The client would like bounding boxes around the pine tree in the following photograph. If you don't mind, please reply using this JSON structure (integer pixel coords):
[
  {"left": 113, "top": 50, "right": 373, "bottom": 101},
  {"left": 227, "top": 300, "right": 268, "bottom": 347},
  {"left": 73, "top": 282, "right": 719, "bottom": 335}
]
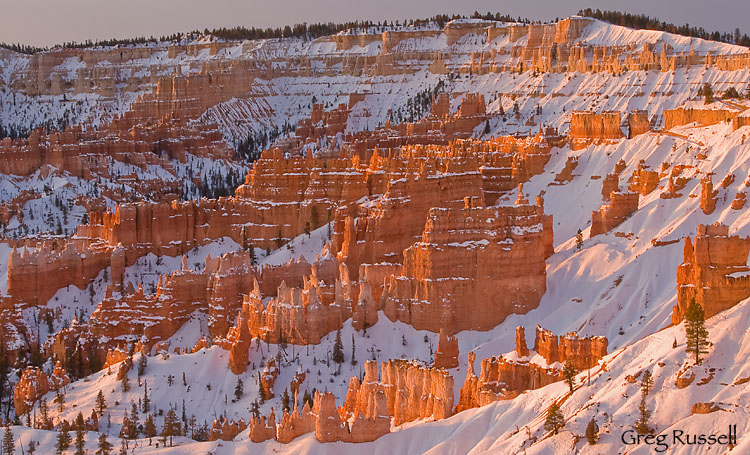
[
  {"left": 302, "top": 390, "right": 313, "bottom": 410},
  {"left": 121, "top": 373, "right": 130, "bottom": 393},
  {"left": 137, "top": 354, "right": 147, "bottom": 378},
  {"left": 575, "top": 229, "right": 584, "bottom": 250},
  {"left": 162, "top": 409, "right": 179, "bottom": 447},
  {"left": 118, "top": 439, "right": 127, "bottom": 455},
  {"left": 144, "top": 414, "right": 157, "bottom": 445},
  {"left": 74, "top": 412, "right": 86, "bottom": 455},
  {"left": 249, "top": 245, "right": 257, "bottom": 265},
  {"left": 641, "top": 370, "right": 653, "bottom": 396},
  {"left": 585, "top": 417, "right": 599, "bottom": 444},
  {"left": 685, "top": 298, "right": 709, "bottom": 365},
  {"left": 282, "top": 388, "right": 291, "bottom": 412},
  {"left": 332, "top": 328, "right": 344, "bottom": 366},
  {"left": 544, "top": 402, "right": 565, "bottom": 435},
  {"left": 95, "top": 390, "right": 106, "bottom": 417},
  {"left": 95, "top": 434, "right": 112, "bottom": 455},
  {"left": 55, "top": 424, "right": 71, "bottom": 455},
  {"left": 562, "top": 361, "right": 576, "bottom": 394},
  {"left": 55, "top": 389, "right": 65, "bottom": 412},
  {"left": 703, "top": 82, "right": 714, "bottom": 104},
  {"left": 350, "top": 334, "right": 357, "bottom": 366},
  {"left": 27, "top": 440, "right": 37, "bottom": 455},
  {"left": 142, "top": 380, "right": 150, "bottom": 413},
  {"left": 234, "top": 377, "right": 243, "bottom": 400},
  {"left": 129, "top": 403, "right": 139, "bottom": 438},
  {"left": 2, "top": 425, "right": 15, "bottom": 455},
  {"left": 635, "top": 394, "right": 651, "bottom": 434},
  {"left": 483, "top": 119, "right": 490, "bottom": 135},
  {"left": 39, "top": 399, "right": 49, "bottom": 428},
  {"left": 250, "top": 400, "right": 260, "bottom": 418}
]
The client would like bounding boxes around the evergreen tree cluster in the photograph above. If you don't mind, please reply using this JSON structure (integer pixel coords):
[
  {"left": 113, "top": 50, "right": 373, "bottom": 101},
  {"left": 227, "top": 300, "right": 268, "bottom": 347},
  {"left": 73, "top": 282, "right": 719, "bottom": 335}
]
[
  {"left": 235, "top": 122, "right": 294, "bottom": 163},
  {"left": 198, "top": 167, "right": 243, "bottom": 199},
  {"left": 0, "top": 13, "right": 527, "bottom": 56},
  {"left": 579, "top": 9, "right": 750, "bottom": 47},
  {"left": 388, "top": 79, "right": 447, "bottom": 124}
]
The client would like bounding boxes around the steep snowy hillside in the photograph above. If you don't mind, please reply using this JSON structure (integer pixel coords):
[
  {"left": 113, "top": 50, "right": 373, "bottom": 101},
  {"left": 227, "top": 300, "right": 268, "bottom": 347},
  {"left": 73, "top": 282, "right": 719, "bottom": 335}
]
[{"left": 1, "top": 13, "right": 750, "bottom": 455}]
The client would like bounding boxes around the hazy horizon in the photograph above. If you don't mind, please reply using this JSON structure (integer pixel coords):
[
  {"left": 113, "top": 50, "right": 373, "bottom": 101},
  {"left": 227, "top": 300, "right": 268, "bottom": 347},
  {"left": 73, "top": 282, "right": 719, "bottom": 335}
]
[{"left": 2, "top": 0, "right": 748, "bottom": 48}]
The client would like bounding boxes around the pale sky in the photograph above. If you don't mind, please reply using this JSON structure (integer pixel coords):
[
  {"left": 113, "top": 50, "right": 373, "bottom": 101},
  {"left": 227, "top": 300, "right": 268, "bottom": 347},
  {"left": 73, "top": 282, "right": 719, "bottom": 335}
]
[{"left": 1, "top": 0, "right": 748, "bottom": 48}]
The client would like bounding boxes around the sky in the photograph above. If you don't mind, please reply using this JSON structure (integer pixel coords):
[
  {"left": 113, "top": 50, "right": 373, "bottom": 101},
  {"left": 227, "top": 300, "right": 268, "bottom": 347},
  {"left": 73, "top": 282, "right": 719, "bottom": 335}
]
[{"left": 1, "top": 0, "right": 748, "bottom": 48}]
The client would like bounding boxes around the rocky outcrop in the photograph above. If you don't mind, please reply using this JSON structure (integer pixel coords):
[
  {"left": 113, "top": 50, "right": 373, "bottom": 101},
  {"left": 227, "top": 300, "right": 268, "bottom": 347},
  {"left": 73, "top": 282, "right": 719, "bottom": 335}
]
[
  {"left": 664, "top": 108, "right": 737, "bottom": 130},
  {"left": 260, "top": 358, "right": 279, "bottom": 400},
  {"left": 227, "top": 313, "right": 252, "bottom": 375},
  {"left": 13, "top": 367, "right": 50, "bottom": 415},
  {"left": 732, "top": 191, "right": 746, "bottom": 209},
  {"left": 628, "top": 161, "right": 660, "bottom": 195},
  {"left": 627, "top": 110, "right": 651, "bottom": 138},
  {"left": 249, "top": 409, "right": 277, "bottom": 442},
  {"left": 532, "top": 326, "right": 608, "bottom": 370},
  {"left": 277, "top": 401, "right": 316, "bottom": 443},
  {"left": 569, "top": 111, "right": 624, "bottom": 150},
  {"left": 434, "top": 328, "right": 459, "bottom": 369},
  {"left": 553, "top": 156, "right": 578, "bottom": 184},
  {"left": 700, "top": 177, "right": 718, "bottom": 215},
  {"left": 515, "top": 326, "right": 530, "bottom": 357},
  {"left": 590, "top": 191, "right": 639, "bottom": 236},
  {"left": 674, "top": 223, "right": 750, "bottom": 322},
  {"left": 313, "top": 390, "right": 390, "bottom": 443},
  {"left": 456, "top": 327, "right": 607, "bottom": 413},
  {"left": 382, "top": 199, "right": 552, "bottom": 333},
  {"left": 89, "top": 251, "right": 257, "bottom": 354},
  {"left": 341, "top": 360, "right": 454, "bottom": 428},
  {"left": 209, "top": 418, "right": 247, "bottom": 441}
]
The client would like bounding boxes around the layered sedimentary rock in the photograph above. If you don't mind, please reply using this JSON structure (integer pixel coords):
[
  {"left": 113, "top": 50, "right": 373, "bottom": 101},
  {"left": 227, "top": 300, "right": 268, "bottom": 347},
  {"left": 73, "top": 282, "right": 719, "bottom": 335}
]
[
  {"left": 260, "top": 358, "right": 279, "bottom": 400},
  {"left": 241, "top": 268, "right": 349, "bottom": 345},
  {"left": 227, "top": 312, "right": 252, "bottom": 374},
  {"left": 209, "top": 418, "right": 248, "bottom": 441},
  {"left": 12, "top": 362, "right": 72, "bottom": 415},
  {"left": 553, "top": 156, "right": 578, "bottom": 184},
  {"left": 249, "top": 409, "right": 277, "bottom": 442},
  {"left": 313, "top": 390, "right": 390, "bottom": 443},
  {"left": 627, "top": 110, "right": 651, "bottom": 138},
  {"left": 276, "top": 402, "right": 316, "bottom": 443},
  {"left": 590, "top": 191, "right": 639, "bottom": 236},
  {"left": 700, "top": 177, "right": 718, "bottom": 214},
  {"left": 674, "top": 223, "right": 750, "bottom": 322},
  {"left": 88, "top": 251, "right": 257, "bottom": 352},
  {"left": 664, "top": 108, "right": 738, "bottom": 130},
  {"left": 628, "top": 162, "right": 660, "bottom": 195},
  {"left": 382, "top": 198, "right": 553, "bottom": 333},
  {"left": 341, "top": 360, "right": 454, "bottom": 428},
  {"left": 434, "top": 329, "right": 459, "bottom": 369},
  {"left": 332, "top": 153, "right": 486, "bottom": 281},
  {"left": 456, "top": 327, "right": 607, "bottom": 412},
  {"left": 569, "top": 111, "right": 624, "bottom": 149},
  {"left": 532, "top": 326, "right": 608, "bottom": 370},
  {"left": 601, "top": 173, "right": 620, "bottom": 201},
  {"left": 13, "top": 367, "right": 50, "bottom": 415}
]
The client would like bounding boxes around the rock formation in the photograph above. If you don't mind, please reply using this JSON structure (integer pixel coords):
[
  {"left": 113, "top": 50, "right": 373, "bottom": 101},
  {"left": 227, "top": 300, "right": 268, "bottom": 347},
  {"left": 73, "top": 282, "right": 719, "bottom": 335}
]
[
  {"left": 341, "top": 360, "right": 454, "bottom": 428},
  {"left": 456, "top": 327, "right": 607, "bottom": 413},
  {"left": 13, "top": 367, "right": 50, "bottom": 415},
  {"left": 674, "top": 224, "right": 750, "bottom": 322},
  {"left": 590, "top": 191, "right": 639, "bottom": 236},
  {"left": 313, "top": 390, "right": 390, "bottom": 443},
  {"left": 569, "top": 111, "right": 624, "bottom": 149},
  {"left": 700, "top": 177, "right": 718, "bottom": 214},
  {"left": 434, "top": 329, "right": 459, "bottom": 369},
  {"left": 209, "top": 418, "right": 247, "bottom": 441},
  {"left": 382, "top": 198, "right": 553, "bottom": 333}
]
